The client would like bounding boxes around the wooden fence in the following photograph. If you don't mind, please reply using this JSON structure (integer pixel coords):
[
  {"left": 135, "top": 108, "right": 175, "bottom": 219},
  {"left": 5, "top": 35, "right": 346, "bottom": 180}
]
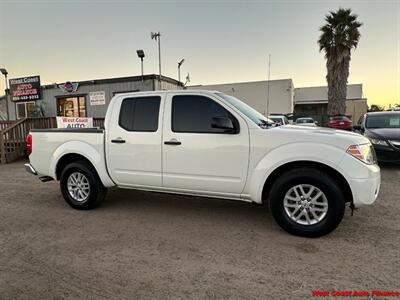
[{"left": 0, "top": 121, "right": 14, "bottom": 131}]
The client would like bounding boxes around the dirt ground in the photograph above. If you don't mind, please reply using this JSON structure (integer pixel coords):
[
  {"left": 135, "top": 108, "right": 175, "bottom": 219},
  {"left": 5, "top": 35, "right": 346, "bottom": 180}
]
[{"left": 0, "top": 160, "right": 399, "bottom": 299}]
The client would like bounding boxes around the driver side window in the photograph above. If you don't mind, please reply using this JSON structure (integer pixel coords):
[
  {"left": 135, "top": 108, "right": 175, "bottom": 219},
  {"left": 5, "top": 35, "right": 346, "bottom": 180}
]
[{"left": 171, "top": 95, "right": 239, "bottom": 134}]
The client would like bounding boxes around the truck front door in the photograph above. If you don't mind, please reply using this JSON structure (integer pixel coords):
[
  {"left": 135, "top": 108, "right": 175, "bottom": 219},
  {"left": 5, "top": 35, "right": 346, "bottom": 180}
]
[{"left": 162, "top": 93, "right": 249, "bottom": 196}]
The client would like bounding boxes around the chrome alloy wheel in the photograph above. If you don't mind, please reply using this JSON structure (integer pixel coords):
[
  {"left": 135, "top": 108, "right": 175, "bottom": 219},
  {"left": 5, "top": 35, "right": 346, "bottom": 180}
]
[
  {"left": 283, "top": 184, "right": 328, "bottom": 225},
  {"left": 67, "top": 172, "right": 90, "bottom": 202}
]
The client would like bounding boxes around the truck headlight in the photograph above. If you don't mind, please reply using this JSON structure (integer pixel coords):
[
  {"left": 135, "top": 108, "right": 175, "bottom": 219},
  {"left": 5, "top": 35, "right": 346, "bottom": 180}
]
[
  {"left": 346, "top": 144, "right": 376, "bottom": 165},
  {"left": 370, "top": 138, "right": 388, "bottom": 146}
]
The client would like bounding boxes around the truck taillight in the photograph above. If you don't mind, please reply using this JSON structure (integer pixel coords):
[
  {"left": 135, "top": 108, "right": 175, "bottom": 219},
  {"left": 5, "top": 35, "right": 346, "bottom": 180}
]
[{"left": 26, "top": 133, "right": 32, "bottom": 156}]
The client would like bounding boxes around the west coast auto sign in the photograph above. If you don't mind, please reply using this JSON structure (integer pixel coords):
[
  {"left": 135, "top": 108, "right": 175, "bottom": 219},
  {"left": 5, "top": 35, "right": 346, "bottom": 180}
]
[
  {"left": 56, "top": 117, "right": 93, "bottom": 128},
  {"left": 9, "top": 75, "right": 41, "bottom": 101}
]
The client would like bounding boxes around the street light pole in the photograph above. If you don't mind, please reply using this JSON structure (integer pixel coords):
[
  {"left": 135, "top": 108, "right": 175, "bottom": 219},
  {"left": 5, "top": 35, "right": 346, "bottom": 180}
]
[
  {"left": 136, "top": 50, "right": 145, "bottom": 83},
  {"left": 0, "top": 68, "right": 9, "bottom": 121},
  {"left": 178, "top": 58, "right": 185, "bottom": 83},
  {"left": 141, "top": 58, "right": 144, "bottom": 80},
  {"left": 151, "top": 32, "right": 162, "bottom": 89}
]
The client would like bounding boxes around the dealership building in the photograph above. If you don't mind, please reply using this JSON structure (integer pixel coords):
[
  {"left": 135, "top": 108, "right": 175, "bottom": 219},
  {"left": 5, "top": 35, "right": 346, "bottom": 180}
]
[
  {"left": 191, "top": 80, "right": 367, "bottom": 122},
  {"left": 294, "top": 84, "right": 367, "bottom": 123},
  {"left": 0, "top": 74, "right": 182, "bottom": 121},
  {"left": 0, "top": 74, "right": 367, "bottom": 122},
  {"left": 190, "top": 79, "right": 294, "bottom": 115}
]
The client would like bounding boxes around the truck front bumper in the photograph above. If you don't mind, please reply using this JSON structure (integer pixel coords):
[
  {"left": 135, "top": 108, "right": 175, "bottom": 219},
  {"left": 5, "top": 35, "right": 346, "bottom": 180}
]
[
  {"left": 25, "top": 163, "right": 37, "bottom": 176},
  {"left": 347, "top": 172, "right": 381, "bottom": 208},
  {"left": 338, "top": 155, "right": 381, "bottom": 208}
]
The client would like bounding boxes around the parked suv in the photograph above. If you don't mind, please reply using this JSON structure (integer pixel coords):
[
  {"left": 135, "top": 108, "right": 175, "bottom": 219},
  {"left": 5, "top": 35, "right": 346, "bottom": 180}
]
[{"left": 354, "top": 111, "right": 400, "bottom": 163}]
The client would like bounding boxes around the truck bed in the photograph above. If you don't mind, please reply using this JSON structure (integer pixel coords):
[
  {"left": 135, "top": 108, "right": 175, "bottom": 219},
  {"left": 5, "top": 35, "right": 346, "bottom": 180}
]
[{"left": 29, "top": 128, "right": 106, "bottom": 180}]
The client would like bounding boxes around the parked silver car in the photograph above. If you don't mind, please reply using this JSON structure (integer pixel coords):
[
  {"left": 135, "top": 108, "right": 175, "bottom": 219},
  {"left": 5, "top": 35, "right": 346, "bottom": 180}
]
[{"left": 295, "top": 117, "right": 318, "bottom": 127}]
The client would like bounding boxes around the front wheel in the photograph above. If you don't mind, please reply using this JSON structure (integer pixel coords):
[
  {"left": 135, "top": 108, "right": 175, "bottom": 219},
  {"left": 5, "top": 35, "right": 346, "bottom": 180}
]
[
  {"left": 60, "top": 161, "right": 107, "bottom": 210},
  {"left": 269, "top": 168, "right": 345, "bottom": 237}
]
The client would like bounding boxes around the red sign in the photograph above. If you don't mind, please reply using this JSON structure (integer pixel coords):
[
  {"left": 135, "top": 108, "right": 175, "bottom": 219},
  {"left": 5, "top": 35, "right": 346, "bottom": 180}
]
[{"left": 9, "top": 76, "right": 41, "bottom": 102}]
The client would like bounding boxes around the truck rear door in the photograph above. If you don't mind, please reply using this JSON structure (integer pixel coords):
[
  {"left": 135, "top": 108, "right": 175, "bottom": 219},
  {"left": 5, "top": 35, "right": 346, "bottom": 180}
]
[{"left": 106, "top": 93, "right": 164, "bottom": 187}]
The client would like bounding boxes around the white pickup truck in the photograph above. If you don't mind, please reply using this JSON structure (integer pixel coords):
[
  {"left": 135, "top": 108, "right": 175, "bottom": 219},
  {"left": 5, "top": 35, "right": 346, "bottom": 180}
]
[{"left": 25, "top": 90, "right": 380, "bottom": 237}]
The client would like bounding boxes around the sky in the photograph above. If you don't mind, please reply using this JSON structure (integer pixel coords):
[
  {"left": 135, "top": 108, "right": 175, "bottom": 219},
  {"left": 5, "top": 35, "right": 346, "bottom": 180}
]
[{"left": 0, "top": 0, "right": 399, "bottom": 107}]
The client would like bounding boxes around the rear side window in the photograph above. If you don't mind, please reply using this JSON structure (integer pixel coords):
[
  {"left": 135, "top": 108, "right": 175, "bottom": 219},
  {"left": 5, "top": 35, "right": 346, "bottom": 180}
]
[
  {"left": 119, "top": 96, "right": 160, "bottom": 131},
  {"left": 172, "top": 95, "right": 239, "bottom": 133}
]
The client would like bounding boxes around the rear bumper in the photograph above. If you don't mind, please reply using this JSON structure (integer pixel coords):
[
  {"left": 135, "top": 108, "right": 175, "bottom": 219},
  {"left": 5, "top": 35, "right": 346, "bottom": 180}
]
[
  {"left": 25, "top": 163, "right": 37, "bottom": 176},
  {"left": 327, "top": 125, "right": 352, "bottom": 130}
]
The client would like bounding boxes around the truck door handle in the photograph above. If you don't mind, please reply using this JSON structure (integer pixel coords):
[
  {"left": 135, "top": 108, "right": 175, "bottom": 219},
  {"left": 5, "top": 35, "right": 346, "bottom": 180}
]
[
  {"left": 111, "top": 138, "right": 126, "bottom": 144},
  {"left": 164, "top": 139, "right": 181, "bottom": 146}
]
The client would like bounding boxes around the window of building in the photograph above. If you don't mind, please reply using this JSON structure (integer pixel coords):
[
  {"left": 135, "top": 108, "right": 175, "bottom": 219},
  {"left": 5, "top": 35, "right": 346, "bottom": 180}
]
[
  {"left": 57, "top": 96, "right": 86, "bottom": 117},
  {"left": 16, "top": 102, "right": 36, "bottom": 119},
  {"left": 119, "top": 96, "right": 160, "bottom": 132},
  {"left": 172, "top": 95, "right": 238, "bottom": 134}
]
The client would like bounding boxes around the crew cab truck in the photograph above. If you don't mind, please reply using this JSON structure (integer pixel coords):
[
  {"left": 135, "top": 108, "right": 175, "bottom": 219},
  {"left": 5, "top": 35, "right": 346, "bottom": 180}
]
[{"left": 25, "top": 90, "right": 381, "bottom": 237}]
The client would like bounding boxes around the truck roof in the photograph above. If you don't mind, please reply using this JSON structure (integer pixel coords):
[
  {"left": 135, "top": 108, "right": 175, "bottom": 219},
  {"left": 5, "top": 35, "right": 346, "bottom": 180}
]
[{"left": 114, "top": 89, "right": 221, "bottom": 98}]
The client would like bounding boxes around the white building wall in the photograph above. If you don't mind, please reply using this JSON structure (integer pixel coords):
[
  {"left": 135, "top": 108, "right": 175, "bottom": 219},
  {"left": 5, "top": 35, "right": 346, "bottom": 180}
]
[
  {"left": 294, "top": 84, "right": 363, "bottom": 104},
  {"left": 294, "top": 84, "right": 367, "bottom": 122},
  {"left": 190, "top": 79, "right": 294, "bottom": 115}
]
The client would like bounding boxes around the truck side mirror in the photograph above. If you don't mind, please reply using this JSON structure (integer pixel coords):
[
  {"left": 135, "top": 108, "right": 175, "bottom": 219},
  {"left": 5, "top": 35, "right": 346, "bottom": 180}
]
[{"left": 211, "top": 117, "right": 236, "bottom": 133}]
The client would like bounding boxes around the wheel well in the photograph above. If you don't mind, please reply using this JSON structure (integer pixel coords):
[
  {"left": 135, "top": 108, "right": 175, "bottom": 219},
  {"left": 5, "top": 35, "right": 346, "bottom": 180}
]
[
  {"left": 55, "top": 153, "right": 95, "bottom": 180},
  {"left": 261, "top": 161, "right": 353, "bottom": 204}
]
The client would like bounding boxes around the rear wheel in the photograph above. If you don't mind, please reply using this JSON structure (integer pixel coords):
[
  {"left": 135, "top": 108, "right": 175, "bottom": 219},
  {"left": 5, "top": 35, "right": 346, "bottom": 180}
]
[
  {"left": 60, "top": 161, "right": 107, "bottom": 210},
  {"left": 269, "top": 168, "right": 345, "bottom": 237}
]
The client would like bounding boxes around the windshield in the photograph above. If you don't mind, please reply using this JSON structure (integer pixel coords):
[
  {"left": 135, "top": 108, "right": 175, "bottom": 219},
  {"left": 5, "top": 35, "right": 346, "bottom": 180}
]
[
  {"left": 216, "top": 93, "right": 273, "bottom": 127},
  {"left": 366, "top": 113, "right": 400, "bottom": 129},
  {"left": 297, "top": 118, "right": 313, "bottom": 124}
]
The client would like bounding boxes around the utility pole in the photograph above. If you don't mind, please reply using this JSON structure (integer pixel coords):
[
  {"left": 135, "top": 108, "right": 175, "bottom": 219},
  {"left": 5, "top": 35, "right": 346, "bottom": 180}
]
[
  {"left": 151, "top": 32, "right": 162, "bottom": 89},
  {"left": 266, "top": 54, "right": 271, "bottom": 117}
]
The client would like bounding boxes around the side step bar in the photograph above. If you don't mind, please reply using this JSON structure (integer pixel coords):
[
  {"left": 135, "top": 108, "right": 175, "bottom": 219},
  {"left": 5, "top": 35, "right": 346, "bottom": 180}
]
[{"left": 39, "top": 176, "right": 54, "bottom": 182}]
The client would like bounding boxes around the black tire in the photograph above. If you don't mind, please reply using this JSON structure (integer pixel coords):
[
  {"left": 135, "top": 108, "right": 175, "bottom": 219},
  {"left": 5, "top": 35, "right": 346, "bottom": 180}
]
[
  {"left": 60, "top": 161, "right": 107, "bottom": 210},
  {"left": 269, "top": 168, "right": 345, "bottom": 238}
]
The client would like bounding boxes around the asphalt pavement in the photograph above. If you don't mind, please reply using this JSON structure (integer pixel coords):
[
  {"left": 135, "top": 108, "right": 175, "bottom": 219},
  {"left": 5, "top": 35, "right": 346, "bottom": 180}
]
[{"left": 0, "top": 161, "right": 399, "bottom": 299}]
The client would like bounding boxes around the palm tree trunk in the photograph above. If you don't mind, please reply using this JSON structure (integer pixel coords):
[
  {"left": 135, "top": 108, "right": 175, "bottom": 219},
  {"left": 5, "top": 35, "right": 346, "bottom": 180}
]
[{"left": 326, "top": 49, "right": 350, "bottom": 116}]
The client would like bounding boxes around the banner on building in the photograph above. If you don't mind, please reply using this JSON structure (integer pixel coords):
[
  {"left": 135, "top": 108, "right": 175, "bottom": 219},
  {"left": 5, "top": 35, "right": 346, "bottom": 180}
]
[
  {"left": 58, "top": 81, "right": 79, "bottom": 93},
  {"left": 9, "top": 76, "right": 41, "bottom": 101},
  {"left": 89, "top": 91, "right": 106, "bottom": 106},
  {"left": 56, "top": 117, "right": 93, "bottom": 129}
]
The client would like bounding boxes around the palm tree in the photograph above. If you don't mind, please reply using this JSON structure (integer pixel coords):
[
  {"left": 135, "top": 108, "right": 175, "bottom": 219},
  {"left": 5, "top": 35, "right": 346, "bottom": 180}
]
[{"left": 318, "top": 8, "right": 362, "bottom": 116}]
